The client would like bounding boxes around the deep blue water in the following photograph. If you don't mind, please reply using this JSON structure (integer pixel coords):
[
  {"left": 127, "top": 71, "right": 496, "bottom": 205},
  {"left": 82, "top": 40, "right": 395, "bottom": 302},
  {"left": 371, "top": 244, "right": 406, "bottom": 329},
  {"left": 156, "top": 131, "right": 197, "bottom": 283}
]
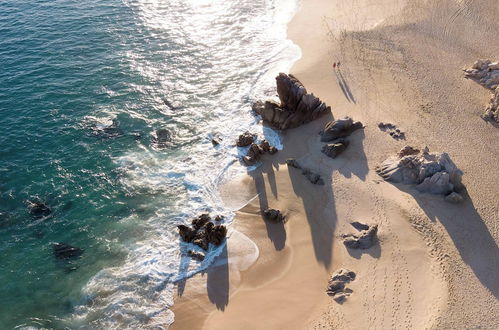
[{"left": 0, "top": 0, "right": 298, "bottom": 328}]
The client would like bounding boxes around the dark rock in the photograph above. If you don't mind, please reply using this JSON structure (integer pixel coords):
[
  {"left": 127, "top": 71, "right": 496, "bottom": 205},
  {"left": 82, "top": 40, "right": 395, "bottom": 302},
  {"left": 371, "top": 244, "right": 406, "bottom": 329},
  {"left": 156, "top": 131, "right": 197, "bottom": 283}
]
[
  {"left": 286, "top": 158, "right": 301, "bottom": 169},
  {"left": 28, "top": 201, "right": 51, "bottom": 219},
  {"left": 378, "top": 122, "right": 405, "bottom": 140},
  {"left": 188, "top": 250, "right": 205, "bottom": 261},
  {"left": 326, "top": 268, "right": 356, "bottom": 302},
  {"left": 211, "top": 137, "right": 221, "bottom": 146},
  {"left": 209, "top": 225, "right": 227, "bottom": 246},
  {"left": 193, "top": 237, "right": 208, "bottom": 250},
  {"left": 152, "top": 129, "right": 171, "bottom": 147},
  {"left": 321, "top": 139, "right": 349, "bottom": 158},
  {"left": 236, "top": 132, "right": 257, "bottom": 147},
  {"left": 214, "top": 215, "right": 225, "bottom": 222},
  {"left": 53, "top": 243, "right": 84, "bottom": 260},
  {"left": 177, "top": 225, "right": 197, "bottom": 243},
  {"left": 350, "top": 221, "right": 370, "bottom": 231},
  {"left": 320, "top": 117, "right": 363, "bottom": 142},
  {"left": 252, "top": 73, "right": 330, "bottom": 130},
  {"left": 286, "top": 159, "right": 324, "bottom": 185},
  {"left": 242, "top": 140, "right": 278, "bottom": 166},
  {"left": 444, "top": 192, "right": 464, "bottom": 204},
  {"left": 397, "top": 146, "right": 420, "bottom": 158},
  {"left": 263, "top": 208, "right": 286, "bottom": 222},
  {"left": 192, "top": 214, "right": 211, "bottom": 230},
  {"left": 342, "top": 223, "right": 378, "bottom": 249}
]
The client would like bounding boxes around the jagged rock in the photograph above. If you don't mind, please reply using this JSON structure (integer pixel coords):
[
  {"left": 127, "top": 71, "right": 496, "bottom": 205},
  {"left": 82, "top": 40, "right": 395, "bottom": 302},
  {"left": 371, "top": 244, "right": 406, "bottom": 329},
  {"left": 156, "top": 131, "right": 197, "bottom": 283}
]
[
  {"left": 342, "top": 223, "right": 378, "bottom": 249},
  {"left": 209, "top": 224, "right": 227, "bottom": 246},
  {"left": 320, "top": 117, "right": 363, "bottom": 142},
  {"left": 464, "top": 61, "right": 499, "bottom": 125},
  {"left": 192, "top": 237, "right": 208, "bottom": 250},
  {"left": 263, "top": 208, "right": 286, "bottom": 222},
  {"left": 192, "top": 214, "right": 211, "bottom": 230},
  {"left": 326, "top": 269, "right": 356, "bottom": 302},
  {"left": 177, "top": 225, "right": 197, "bottom": 243},
  {"left": 53, "top": 243, "right": 84, "bottom": 260},
  {"left": 28, "top": 201, "right": 51, "bottom": 219},
  {"left": 286, "top": 158, "right": 324, "bottom": 185},
  {"left": 376, "top": 146, "right": 463, "bottom": 196},
  {"left": 188, "top": 250, "right": 205, "bottom": 261},
  {"left": 242, "top": 140, "right": 278, "bottom": 166},
  {"left": 211, "top": 136, "right": 221, "bottom": 146},
  {"left": 445, "top": 192, "right": 464, "bottom": 204},
  {"left": 321, "top": 139, "right": 349, "bottom": 158},
  {"left": 236, "top": 132, "right": 256, "bottom": 147},
  {"left": 378, "top": 122, "right": 405, "bottom": 140},
  {"left": 214, "top": 215, "right": 225, "bottom": 222},
  {"left": 252, "top": 73, "right": 330, "bottom": 130}
]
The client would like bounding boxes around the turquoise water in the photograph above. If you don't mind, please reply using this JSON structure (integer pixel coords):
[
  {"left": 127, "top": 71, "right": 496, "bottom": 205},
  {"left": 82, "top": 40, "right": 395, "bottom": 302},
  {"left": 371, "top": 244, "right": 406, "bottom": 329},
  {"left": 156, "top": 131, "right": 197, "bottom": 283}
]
[{"left": 0, "top": 0, "right": 299, "bottom": 328}]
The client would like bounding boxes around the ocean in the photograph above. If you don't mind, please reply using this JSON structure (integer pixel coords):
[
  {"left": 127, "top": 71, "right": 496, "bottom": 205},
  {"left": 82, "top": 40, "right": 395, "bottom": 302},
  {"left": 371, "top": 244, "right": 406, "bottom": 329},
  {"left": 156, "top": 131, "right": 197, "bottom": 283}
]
[{"left": 0, "top": 0, "right": 299, "bottom": 328}]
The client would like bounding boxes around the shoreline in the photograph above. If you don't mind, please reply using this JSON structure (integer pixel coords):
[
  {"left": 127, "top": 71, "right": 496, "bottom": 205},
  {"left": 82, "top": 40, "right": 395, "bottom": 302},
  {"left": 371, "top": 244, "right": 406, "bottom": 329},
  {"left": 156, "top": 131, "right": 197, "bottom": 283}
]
[{"left": 170, "top": 0, "right": 499, "bottom": 329}]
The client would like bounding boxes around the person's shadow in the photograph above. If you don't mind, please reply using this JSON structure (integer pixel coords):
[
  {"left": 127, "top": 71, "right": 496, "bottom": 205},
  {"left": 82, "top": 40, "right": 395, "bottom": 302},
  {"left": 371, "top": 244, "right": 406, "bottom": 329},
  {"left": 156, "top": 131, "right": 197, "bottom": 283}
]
[{"left": 335, "top": 69, "right": 356, "bottom": 103}]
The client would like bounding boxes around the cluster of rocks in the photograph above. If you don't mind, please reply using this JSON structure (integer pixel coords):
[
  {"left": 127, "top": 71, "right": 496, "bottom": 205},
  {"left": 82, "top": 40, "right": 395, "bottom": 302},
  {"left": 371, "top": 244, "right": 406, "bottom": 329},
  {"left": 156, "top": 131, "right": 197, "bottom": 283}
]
[
  {"left": 342, "top": 222, "right": 378, "bottom": 249},
  {"left": 236, "top": 132, "right": 257, "bottom": 147},
  {"left": 177, "top": 214, "right": 227, "bottom": 259},
  {"left": 252, "top": 73, "right": 331, "bottom": 130},
  {"left": 320, "top": 117, "right": 363, "bottom": 159},
  {"left": 263, "top": 208, "right": 286, "bottom": 222},
  {"left": 236, "top": 132, "right": 278, "bottom": 166},
  {"left": 378, "top": 122, "right": 405, "bottom": 140},
  {"left": 376, "top": 146, "right": 464, "bottom": 202},
  {"left": 326, "top": 268, "right": 356, "bottom": 303},
  {"left": 464, "top": 60, "right": 499, "bottom": 125},
  {"left": 28, "top": 200, "right": 52, "bottom": 219},
  {"left": 286, "top": 158, "right": 324, "bottom": 185}
]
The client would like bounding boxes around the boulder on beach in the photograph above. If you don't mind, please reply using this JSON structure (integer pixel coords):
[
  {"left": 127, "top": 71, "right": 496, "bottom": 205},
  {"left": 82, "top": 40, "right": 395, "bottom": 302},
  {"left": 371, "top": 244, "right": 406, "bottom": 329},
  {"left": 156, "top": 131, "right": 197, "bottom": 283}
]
[
  {"left": 321, "top": 139, "right": 349, "bottom": 158},
  {"left": 178, "top": 214, "right": 227, "bottom": 250},
  {"left": 320, "top": 117, "right": 363, "bottom": 142},
  {"left": 464, "top": 60, "right": 499, "bottom": 125},
  {"left": 53, "top": 243, "right": 84, "bottom": 260},
  {"left": 376, "top": 146, "right": 464, "bottom": 198},
  {"left": 242, "top": 139, "right": 278, "bottom": 166},
  {"left": 326, "top": 268, "right": 356, "bottom": 303},
  {"left": 236, "top": 132, "right": 257, "bottom": 147},
  {"left": 252, "top": 73, "right": 330, "bottom": 130},
  {"left": 263, "top": 208, "right": 286, "bottom": 222},
  {"left": 342, "top": 222, "right": 378, "bottom": 249}
]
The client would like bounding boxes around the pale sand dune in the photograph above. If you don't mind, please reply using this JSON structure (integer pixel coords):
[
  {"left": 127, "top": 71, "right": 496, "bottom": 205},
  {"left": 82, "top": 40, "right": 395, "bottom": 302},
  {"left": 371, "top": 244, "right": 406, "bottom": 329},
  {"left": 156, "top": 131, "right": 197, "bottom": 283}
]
[{"left": 171, "top": 0, "right": 499, "bottom": 329}]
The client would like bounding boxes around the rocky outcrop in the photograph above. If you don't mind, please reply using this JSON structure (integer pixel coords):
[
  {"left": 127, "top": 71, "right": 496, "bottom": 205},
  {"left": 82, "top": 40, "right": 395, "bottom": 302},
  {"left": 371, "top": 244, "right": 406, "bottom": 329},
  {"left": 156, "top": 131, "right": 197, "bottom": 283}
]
[
  {"left": 464, "top": 60, "right": 499, "bottom": 125},
  {"left": 376, "top": 146, "right": 464, "bottom": 201},
  {"left": 152, "top": 128, "right": 172, "bottom": 148},
  {"left": 342, "top": 222, "right": 378, "bottom": 249},
  {"left": 28, "top": 201, "right": 51, "bottom": 219},
  {"left": 286, "top": 158, "right": 324, "bottom": 185},
  {"left": 263, "top": 208, "right": 286, "bottom": 222},
  {"left": 243, "top": 140, "right": 278, "bottom": 166},
  {"left": 321, "top": 139, "right": 349, "bottom": 159},
  {"left": 252, "top": 73, "right": 330, "bottom": 130},
  {"left": 320, "top": 117, "right": 363, "bottom": 142},
  {"left": 236, "top": 132, "right": 257, "bottom": 147},
  {"left": 177, "top": 214, "right": 227, "bottom": 251},
  {"left": 326, "top": 269, "right": 356, "bottom": 303},
  {"left": 378, "top": 122, "right": 405, "bottom": 140},
  {"left": 53, "top": 243, "right": 84, "bottom": 260}
]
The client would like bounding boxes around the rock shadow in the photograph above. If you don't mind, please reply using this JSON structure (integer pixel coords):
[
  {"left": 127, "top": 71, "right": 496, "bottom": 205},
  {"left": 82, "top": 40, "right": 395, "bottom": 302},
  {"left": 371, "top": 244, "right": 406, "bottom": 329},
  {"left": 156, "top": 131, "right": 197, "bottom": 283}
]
[
  {"left": 345, "top": 240, "right": 382, "bottom": 259},
  {"left": 207, "top": 244, "right": 229, "bottom": 310},
  {"left": 336, "top": 129, "right": 368, "bottom": 181},
  {"left": 249, "top": 170, "right": 286, "bottom": 251},
  {"left": 396, "top": 184, "right": 499, "bottom": 298}
]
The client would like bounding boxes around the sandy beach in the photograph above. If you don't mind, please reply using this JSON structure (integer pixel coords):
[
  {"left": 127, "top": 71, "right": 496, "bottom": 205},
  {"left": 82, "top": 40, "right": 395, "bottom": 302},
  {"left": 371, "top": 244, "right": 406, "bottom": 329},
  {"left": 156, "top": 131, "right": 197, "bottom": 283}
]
[{"left": 171, "top": 0, "right": 499, "bottom": 329}]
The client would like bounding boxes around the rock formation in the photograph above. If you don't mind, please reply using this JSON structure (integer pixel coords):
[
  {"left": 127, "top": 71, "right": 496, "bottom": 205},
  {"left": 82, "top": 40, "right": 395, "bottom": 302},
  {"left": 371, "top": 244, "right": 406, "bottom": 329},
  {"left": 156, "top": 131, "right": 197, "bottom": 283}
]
[
  {"left": 321, "top": 139, "right": 349, "bottom": 159},
  {"left": 252, "top": 73, "right": 330, "bottom": 130},
  {"left": 236, "top": 132, "right": 257, "bottom": 147},
  {"left": 286, "top": 158, "right": 324, "bottom": 185},
  {"left": 263, "top": 208, "right": 286, "bottom": 222},
  {"left": 342, "top": 222, "right": 378, "bottom": 249},
  {"left": 177, "top": 214, "right": 227, "bottom": 251},
  {"left": 28, "top": 201, "right": 51, "bottom": 219},
  {"left": 188, "top": 250, "right": 205, "bottom": 261},
  {"left": 152, "top": 128, "right": 172, "bottom": 147},
  {"left": 378, "top": 122, "right": 405, "bottom": 140},
  {"left": 320, "top": 117, "right": 363, "bottom": 142},
  {"left": 326, "top": 268, "right": 356, "bottom": 303},
  {"left": 376, "top": 146, "right": 464, "bottom": 202},
  {"left": 243, "top": 140, "right": 278, "bottom": 166},
  {"left": 464, "top": 60, "right": 499, "bottom": 125},
  {"left": 53, "top": 243, "right": 84, "bottom": 260}
]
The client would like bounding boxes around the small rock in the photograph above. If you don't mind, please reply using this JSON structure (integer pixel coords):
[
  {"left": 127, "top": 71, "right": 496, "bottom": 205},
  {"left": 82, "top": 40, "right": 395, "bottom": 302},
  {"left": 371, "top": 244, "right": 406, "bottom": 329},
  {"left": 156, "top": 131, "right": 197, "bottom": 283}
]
[
  {"left": 263, "top": 208, "right": 286, "bottom": 222},
  {"left": 236, "top": 132, "right": 256, "bottom": 147},
  {"left": 342, "top": 223, "right": 378, "bottom": 249},
  {"left": 445, "top": 192, "right": 464, "bottom": 204},
  {"left": 286, "top": 158, "right": 301, "bottom": 169},
  {"left": 320, "top": 117, "right": 363, "bottom": 142},
  {"left": 192, "top": 214, "right": 211, "bottom": 229},
  {"left": 326, "top": 268, "right": 356, "bottom": 302},
  {"left": 188, "top": 250, "right": 205, "bottom": 261},
  {"left": 177, "top": 225, "right": 197, "bottom": 243},
  {"left": 53, "top": 243, "right": 84, "bottom": 260},
  {"left": 321, "top": 139, "right": 349, "bottom": 158},
  {"left": 398, "top": 146, "right": 419, "bottom": 157},
  {"left": 28, "top": 201, "right": 51, "bottom": 219}
]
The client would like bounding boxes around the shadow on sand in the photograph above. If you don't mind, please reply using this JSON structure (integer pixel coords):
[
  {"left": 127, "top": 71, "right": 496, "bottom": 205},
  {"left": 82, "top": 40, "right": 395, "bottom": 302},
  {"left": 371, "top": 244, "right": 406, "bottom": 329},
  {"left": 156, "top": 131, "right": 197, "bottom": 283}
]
[{"left": 335, "top": 69, "right": 356, "bottom": 103}]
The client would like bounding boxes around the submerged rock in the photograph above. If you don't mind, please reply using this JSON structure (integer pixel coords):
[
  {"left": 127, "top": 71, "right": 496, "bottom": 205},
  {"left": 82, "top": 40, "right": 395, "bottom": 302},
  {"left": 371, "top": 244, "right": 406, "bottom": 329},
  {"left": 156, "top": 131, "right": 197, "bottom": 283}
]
[
  {"left": 152, "top": 128, "right": 172, "bottom": 148},
  {"left": 263, "top": 208, "right": 286, "bottom": 222},
  {"left": 321, "top": 139, "right": 349, "bottom": 158},
  {"left": 326, "top": 269, "right": 356, "bottom": 303},
  {"left": 376, "top": 146, "right": 463, "bottom": 197},
  {"left": 53, "top": 243, "right": 84, "bottom": 260},
  {"left": 28, "top": 201, "right": 51, "bottom": 219},
  {"left": 252, "top": 73, "right": 330, "bottom": 130},
  {"left": 342, "top": 222, "right": 378, "bottom": 249},
  {"left": 320, "top": 117, "right": 363, "bottom": 142}
]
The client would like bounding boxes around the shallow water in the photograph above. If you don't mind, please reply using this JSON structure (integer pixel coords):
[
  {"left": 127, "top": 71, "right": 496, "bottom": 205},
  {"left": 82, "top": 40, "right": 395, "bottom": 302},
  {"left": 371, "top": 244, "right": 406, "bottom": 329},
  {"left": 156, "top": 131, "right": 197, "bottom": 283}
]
[{"left": 0, "top": 0, "right": 299, "bottom": 328}]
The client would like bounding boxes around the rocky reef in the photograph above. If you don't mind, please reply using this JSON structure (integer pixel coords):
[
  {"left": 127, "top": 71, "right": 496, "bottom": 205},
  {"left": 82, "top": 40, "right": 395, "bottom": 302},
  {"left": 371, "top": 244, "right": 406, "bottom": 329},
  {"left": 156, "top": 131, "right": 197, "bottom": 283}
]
[
  {"left": 177, "top": 214, "right": 227, "bottom": 253},
  {"left": 376, "top": 146, "right": 464, "bottom": 202},
  {"left": 326, "top": 268, "right": 356, "bottom": 303},
  {"left": 53, "top": 243, "right": 84, "bottom": 260},
  {"left": 342, "top": 222, "right": 378, "bottom": 249},
  {"left": 464, "top": 60, "right": 499, "bottom": 125},
  {"left": 252, "top": 73, "right": 330, "bottom": 130}
]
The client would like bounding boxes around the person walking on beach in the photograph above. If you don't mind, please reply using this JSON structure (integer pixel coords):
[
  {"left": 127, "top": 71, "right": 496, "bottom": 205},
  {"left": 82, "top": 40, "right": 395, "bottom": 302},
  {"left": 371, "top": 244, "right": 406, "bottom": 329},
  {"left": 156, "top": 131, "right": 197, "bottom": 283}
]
[
  {"left": 332, "top": 62, "right": 336, "bottom": 69},
  {"left": 337, "top": 61, "right": 341, "bottom": 69}
]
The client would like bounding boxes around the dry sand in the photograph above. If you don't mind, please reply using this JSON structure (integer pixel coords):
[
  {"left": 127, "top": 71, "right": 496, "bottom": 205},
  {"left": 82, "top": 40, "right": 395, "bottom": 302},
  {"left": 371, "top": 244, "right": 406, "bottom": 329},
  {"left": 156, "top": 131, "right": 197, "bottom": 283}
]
[{"left": 170, "top": 0, "right": 499, "bottom": 329}]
